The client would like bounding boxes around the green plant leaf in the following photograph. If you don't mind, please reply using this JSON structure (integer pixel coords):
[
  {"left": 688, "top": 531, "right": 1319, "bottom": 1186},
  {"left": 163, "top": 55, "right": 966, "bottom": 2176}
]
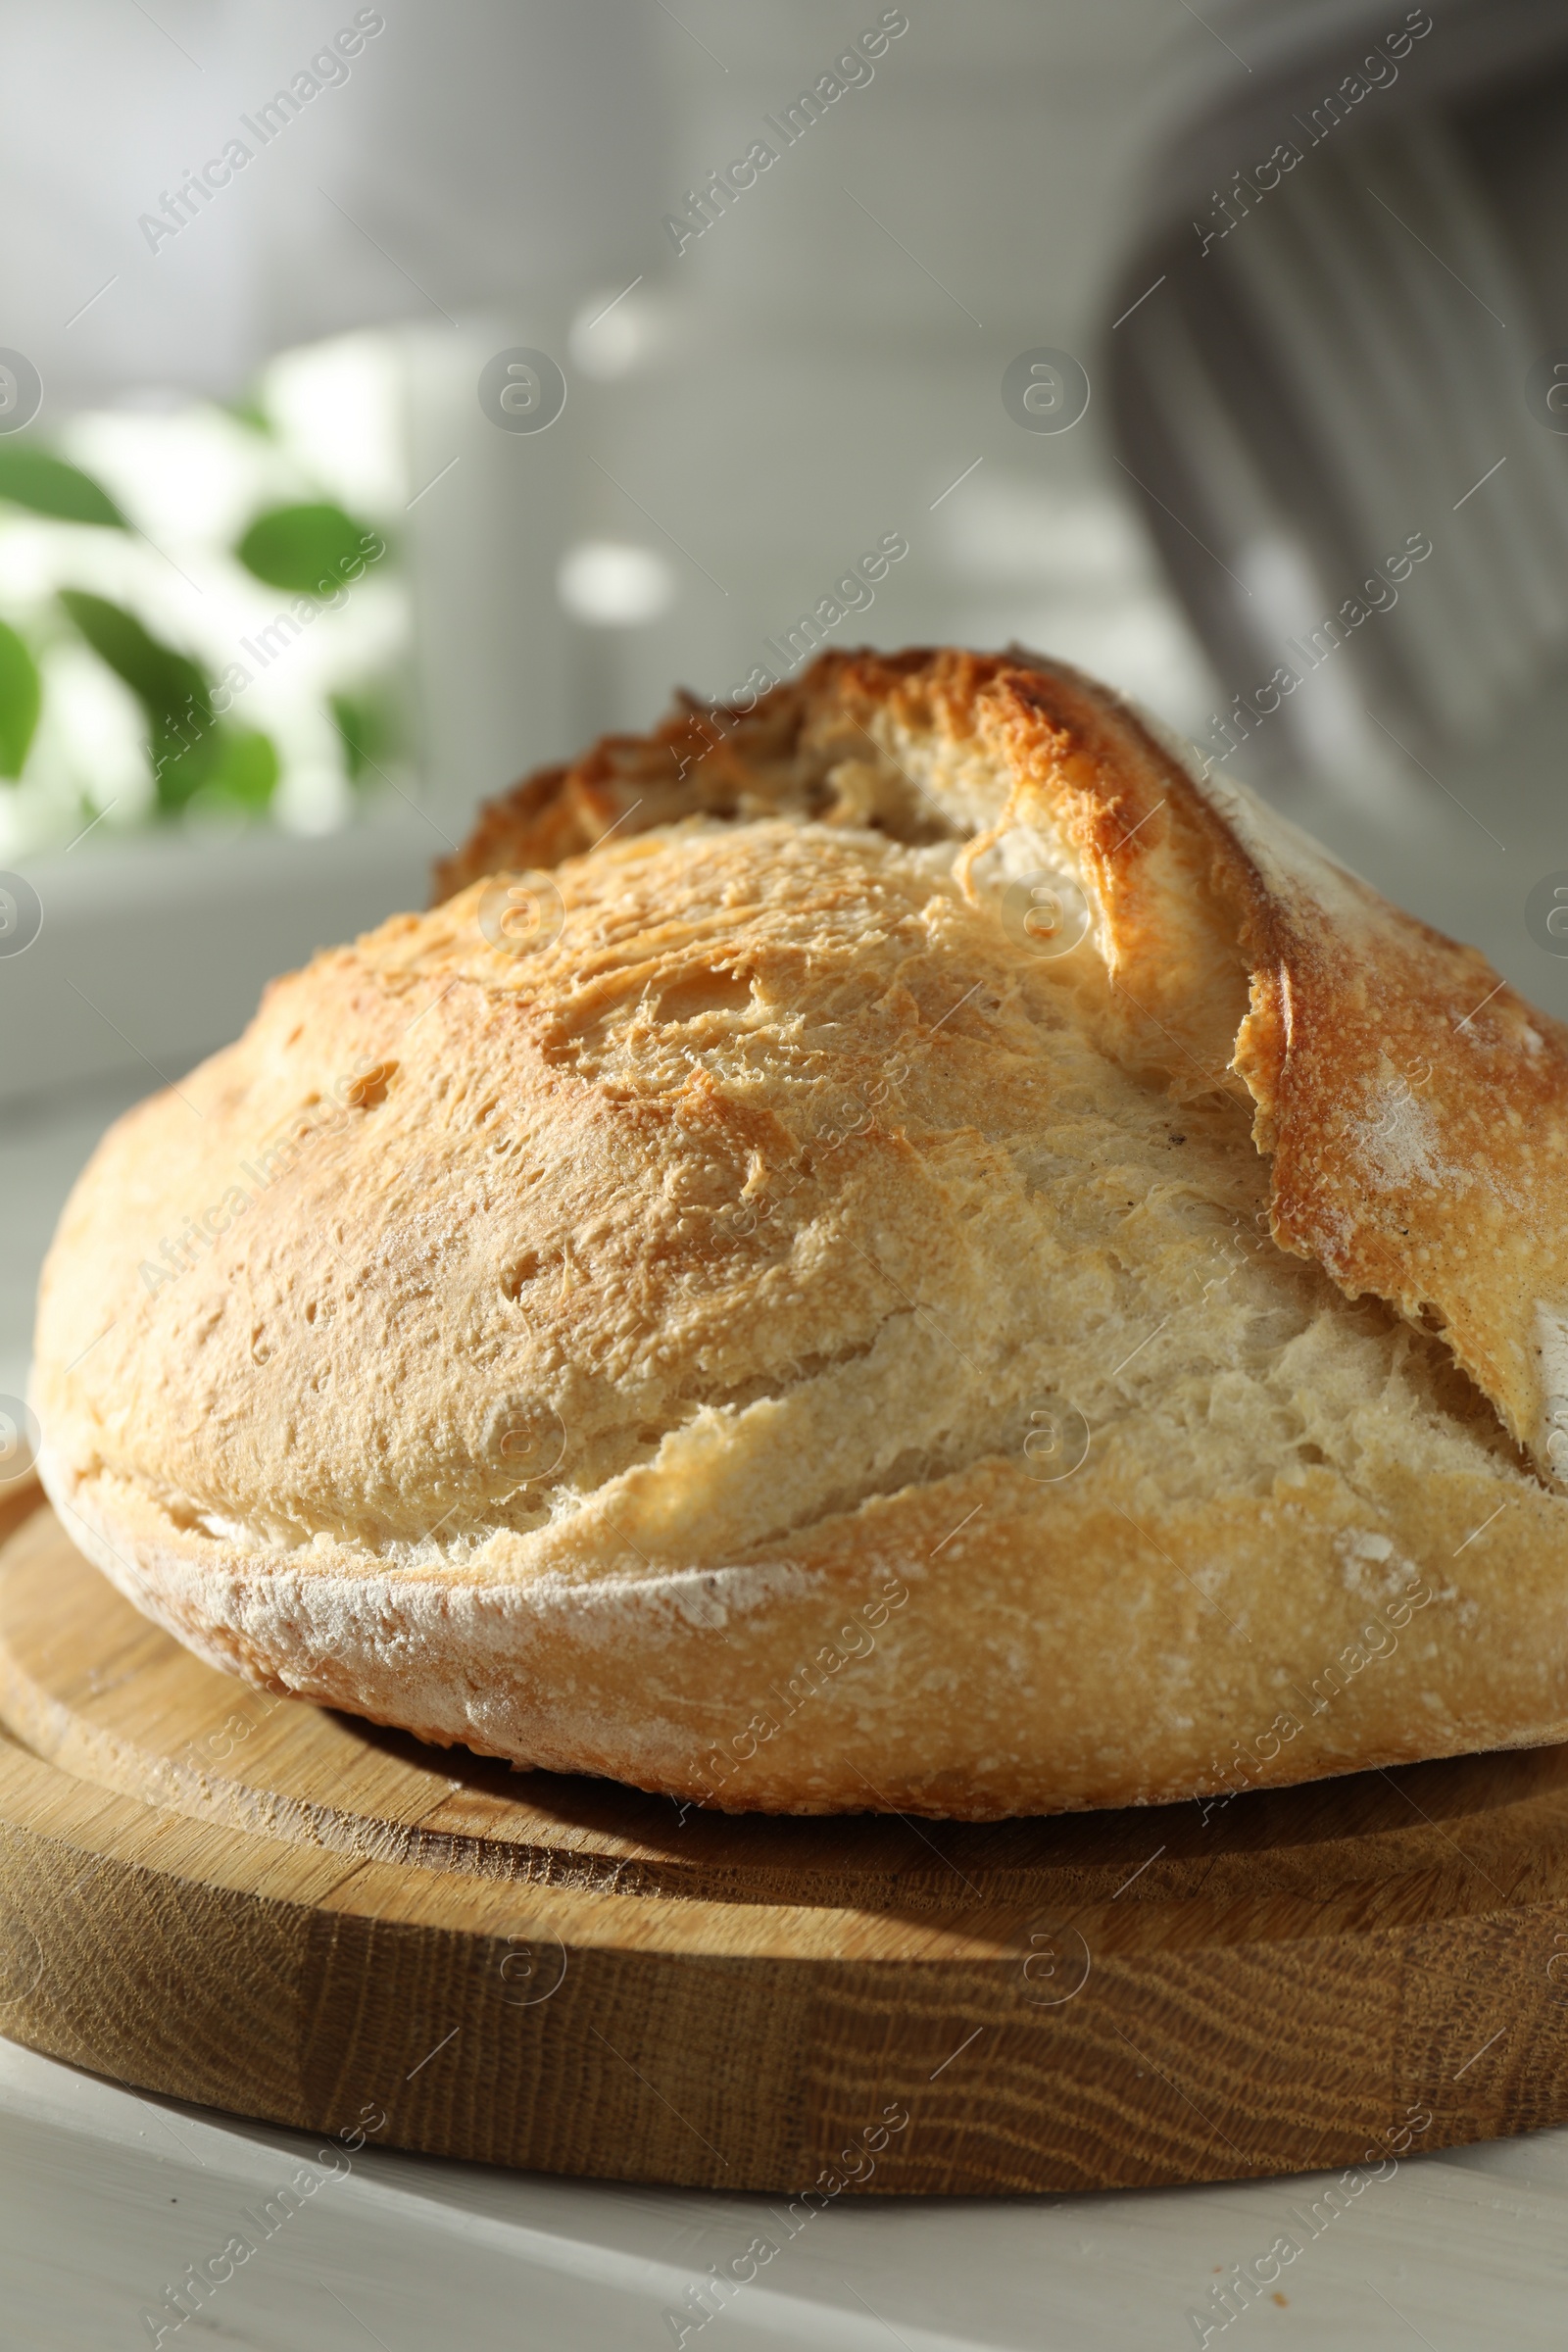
[
  {"left": 330, "top": 686, "right": 399, "bottom": 781},
  {"left": 235, "top": 502, "right": 382, "bottom": 596},
  {"left": 59, "top": 590, "right": 211, "bottom": 729},
  {"left": 149, "top": 732, "right": 217, "bottom": 813},
  {"left": 0, "top": 447, "right": 125, "bottom": 527},
  {"left": 224, "top": 391, "right": 274, "bottom": 436},
  {"left": 204, "top": 727, "right": 279, "bottom": 810},
  {"left": 59, "top": 590, "right": 216, "bottom": 813},
  {"left": 0, "top": 618, "right": 41, "bottom": 778}
]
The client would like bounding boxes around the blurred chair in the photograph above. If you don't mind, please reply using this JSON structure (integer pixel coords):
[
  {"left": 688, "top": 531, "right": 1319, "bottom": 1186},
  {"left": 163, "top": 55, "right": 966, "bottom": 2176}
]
[{"left": 1103, "top": 0, "right": 1568, "bottom": 790}]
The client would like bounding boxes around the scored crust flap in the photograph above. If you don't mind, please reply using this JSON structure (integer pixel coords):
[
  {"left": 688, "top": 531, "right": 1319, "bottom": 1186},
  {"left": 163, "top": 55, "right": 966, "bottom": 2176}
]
[{"left": 447, "top": 647, "right": 1568, "bottom": 1481}]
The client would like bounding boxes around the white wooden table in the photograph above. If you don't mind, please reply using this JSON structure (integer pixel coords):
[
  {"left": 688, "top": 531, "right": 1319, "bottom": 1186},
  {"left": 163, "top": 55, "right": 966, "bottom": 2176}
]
[{"left": 2, "top": 2034, "right": 1564, "bottom": 2350}]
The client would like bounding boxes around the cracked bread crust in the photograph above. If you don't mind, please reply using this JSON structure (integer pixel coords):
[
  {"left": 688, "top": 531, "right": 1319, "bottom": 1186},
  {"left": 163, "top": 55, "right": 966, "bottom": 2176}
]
[{"left": 30, "top": 647, "right": 1568, "bottom": 1816}]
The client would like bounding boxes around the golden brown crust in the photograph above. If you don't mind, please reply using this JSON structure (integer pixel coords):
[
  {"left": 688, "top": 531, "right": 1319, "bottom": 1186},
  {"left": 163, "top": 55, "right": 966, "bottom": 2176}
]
[
  {"left": 30, "top": 646, "right": 1568, "bottom": 1817},
  {"left": 439, "top": 647, "right": 1568, "bottom": 1474}
]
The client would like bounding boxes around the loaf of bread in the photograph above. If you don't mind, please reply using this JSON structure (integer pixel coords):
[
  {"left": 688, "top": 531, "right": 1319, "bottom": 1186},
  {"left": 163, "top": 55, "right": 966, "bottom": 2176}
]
[{"left": 31, "top": 649, "right": 1568, "bottom": 1816}]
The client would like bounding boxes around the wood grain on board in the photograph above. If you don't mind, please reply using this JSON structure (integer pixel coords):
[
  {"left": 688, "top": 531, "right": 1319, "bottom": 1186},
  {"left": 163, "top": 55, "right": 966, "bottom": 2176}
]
[{"left": 1, "top": 1488, "right": 1566, "bottom": 2193}]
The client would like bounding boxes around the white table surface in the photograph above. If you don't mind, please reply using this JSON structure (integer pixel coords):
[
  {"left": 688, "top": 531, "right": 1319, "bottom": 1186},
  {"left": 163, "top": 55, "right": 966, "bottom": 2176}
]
[{"left": 3, "top": 2034, "right": 1567, "bottom": 2350}]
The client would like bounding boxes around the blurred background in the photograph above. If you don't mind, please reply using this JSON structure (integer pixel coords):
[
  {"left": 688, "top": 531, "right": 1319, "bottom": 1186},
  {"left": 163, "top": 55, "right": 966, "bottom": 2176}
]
[{"left": 2, "top": 0, "right": 1567, "bottom": 1404}]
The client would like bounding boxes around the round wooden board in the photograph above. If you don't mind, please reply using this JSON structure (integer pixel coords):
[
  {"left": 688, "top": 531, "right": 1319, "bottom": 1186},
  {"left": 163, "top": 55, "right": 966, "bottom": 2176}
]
[{"left": 2, "top": 1490, "right": 1567, "bottom": 2195}]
